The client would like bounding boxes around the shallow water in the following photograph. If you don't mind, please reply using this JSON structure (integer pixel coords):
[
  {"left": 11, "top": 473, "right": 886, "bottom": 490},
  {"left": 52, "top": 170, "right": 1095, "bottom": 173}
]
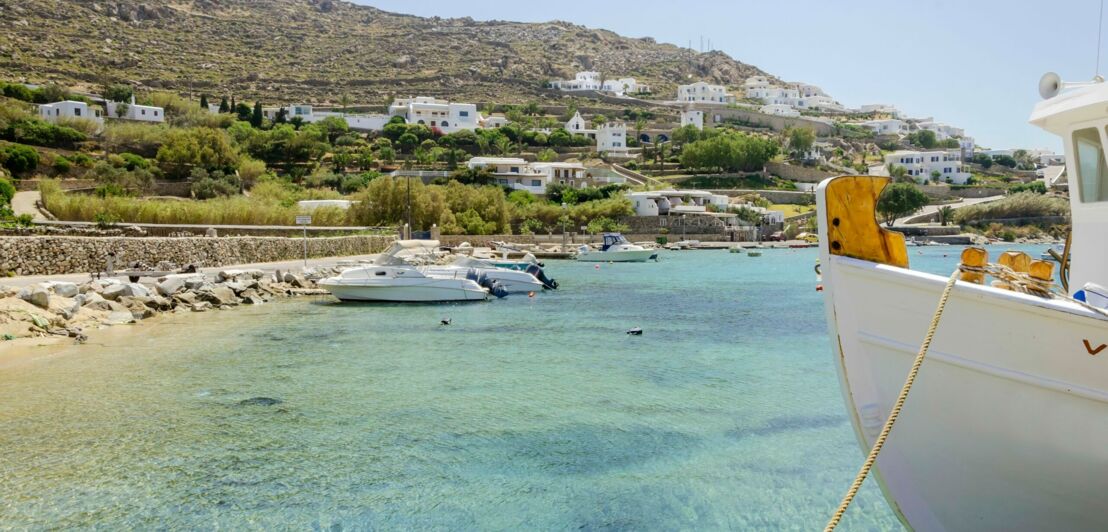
[{"left": 0, "top": 244, "right": 1046, "bottom": 529}]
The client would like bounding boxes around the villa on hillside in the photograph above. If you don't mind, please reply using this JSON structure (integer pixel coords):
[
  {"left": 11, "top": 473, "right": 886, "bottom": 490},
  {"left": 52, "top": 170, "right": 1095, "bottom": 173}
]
[
  {"left": 860, "top": 118, "right": 908, "bottom": 136},
  {"left": 466, "top": 157, "right": 622, "bottom": 193},
  {"left": 105, "top": 95, "right": 165, "bottom": 123},
  {"left": 478, "top": 113, "right": 509, "bottom": 129},
  {"left": 626, "top": 190, "right": 730, "bottom": 216},
  {"left": 388, "top": 96, "right": 479, "bottom": 133},
  {"left": 859, "top": 104, "right": 900, "bottom": 117},
  {"left": 38, "top": 100, "right": 103, "bottom": 126},
  {"left": 878, "top": 149, "right": 971, "bottom": 184},
  {"left": 915, "top": 119, "right": 964, "bottom": 141},
  {"left": 676, "top": 82, "right": 734, "bottom": 104},
  {"left": 263, "top": 104, "right": 391, "bottom": 131},
  {"left": 759, "top": 104, "right": 800, "bottom": 118},
  {"left": 596, "top": 122, "right": 629, "bottom": 154},
  {"left": 680, "top": 109, "right": 704, "bottom": 130},
  {"left": 548, "top": 72, "right": 650, "bottom": 95},
  {"left": 744, "top": 77, "right": 845, "bottom": 112}
]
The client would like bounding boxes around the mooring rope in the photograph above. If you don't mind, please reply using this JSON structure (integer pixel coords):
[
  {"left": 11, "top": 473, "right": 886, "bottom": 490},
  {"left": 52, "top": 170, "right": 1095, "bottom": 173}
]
[{"left": 824, "top": 268, "right": 960, "bottom": 531}]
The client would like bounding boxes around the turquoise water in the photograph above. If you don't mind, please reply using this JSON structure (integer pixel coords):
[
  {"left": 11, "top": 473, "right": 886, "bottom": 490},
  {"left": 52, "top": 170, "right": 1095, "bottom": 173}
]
[{"left": 0, "top": 244, "right": 1047, "bottom": 529}]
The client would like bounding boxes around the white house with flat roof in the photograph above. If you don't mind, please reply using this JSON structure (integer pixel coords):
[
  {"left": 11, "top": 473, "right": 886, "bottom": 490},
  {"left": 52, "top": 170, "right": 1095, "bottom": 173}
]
[
  {"left": 38, "top": 100, "right": 103, "bottom": 126},
  {"left": 105, "top": 95, "right": 164, "bottom": 123},
  {"left": 881, "top": 149, "right": 971, "bottom": 184},
  {"left": 597, "top": 122, "right": 628, "bottom": 154},
  {"left": 860, "top": 104, "right": 900, "bottom": 117},
  {"left": 916, "top": 120, "right": 964, "bottom": 141},
  {"left": 466, "top": 157, "right": 589, "bottom": 193},
  {"left": 677, "top": 82, "right": 734, "bottom": 104},
  {"left": 388, "top": 96, "right": 478, "bottom": 133},
  {"left": 602, "top": 77, "right": 649, "bottom": 95},
  {"left": 548, "top": 71, "right": 602, "bottom": 91},
  {"left": 860, "top": 118, "right": 908, "bottom": 136},
  {"left": 479, "top": 113, "right": 509, "bottom": 129},
  {"left": 680, "top": 109, "right": 704, "bottom": 130},
  {"left": 265, "top": 104, "right": 390, "bottom": 131},
  {"left": 626, "top": 190, "right": 730, "bottom": 216},
  {"left": 760, "top": 104, "right": 800, "bottom": 117}
]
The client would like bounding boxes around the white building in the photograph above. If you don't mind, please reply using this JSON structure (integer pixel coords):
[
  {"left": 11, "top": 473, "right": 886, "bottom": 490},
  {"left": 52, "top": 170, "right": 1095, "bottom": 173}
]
[
  {"left": 626, "top": 190, "right": 730, "bottom": 216},
  {"left": 959, "top": 137, "right": 976, "bottom": 161},
  {"left": 916, "top": 120, "right": 964, "bottom": 141},
  {"left": 565, "top": 111, "right": 591, "bottom": 136},
  {"left": 479, "top": 114, "right": 509, "bottom": 129},
  {"left": 797, "top": 95, "right": 845, "bottom": 112},
  {"left": 388, "top": 96, "right": 479, "bottom": 133},
  {"left": 548, "top": 71, "right": 602, "bottom": 91},
  {"left": 882, "top": 150, "right": 971, "bottom": 184},
  {"left": 760, "top": 104, "right": 800, "bottom": 118},
  {"left": 680, "top": 109, "right": 704, "bottom": 130},
  {"left": 859, "top": 104, "right": 900, "bottom": 117},
  {"left": 38, "top": 100, "right": 103, "bottom": 126},
  {"left": 601, "top": 77, "right": 649, "bottom": 95},
  {"left": 677, "top": 82, "right": 734, "bottom": 104},
  {"left": 861, "top": 118, "right": 908, "bottom": 136},
  {"left": 466, "top": 157, "right": 588, "bottom": 193},
  {"left": 596, "top": 122, "right": 628, "bottom": 154},
  {"left": 105, "top": 95, "right": 164, "bottom": 123},
  {"left": 266, "top": 104, "right": 391, "bottom": 131}
]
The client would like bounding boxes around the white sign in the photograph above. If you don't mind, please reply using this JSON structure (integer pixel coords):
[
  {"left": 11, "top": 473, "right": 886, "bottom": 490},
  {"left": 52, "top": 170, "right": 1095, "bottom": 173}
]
[{"left": 295, "top": 215, "right": 312, "bottom": 225}]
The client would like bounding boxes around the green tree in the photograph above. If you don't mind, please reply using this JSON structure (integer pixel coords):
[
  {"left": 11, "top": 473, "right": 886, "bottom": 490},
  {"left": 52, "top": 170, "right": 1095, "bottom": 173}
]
[
  {"left": 536, "top": 148, "right": 557, "bottom": 162},
  {"left": 156, "top": 127, "right": 239, "bottom": 179},
  {"left": 876, "top": 182, "right": 928, "bottom": 227},
  {"left": 199, "top": 94, "right": 209, "bottom": 110},
  {"left": 887, "top": 163, "right": 910, "bottom": 182},
  {"left": 102, "top": 83, "right": 133, "bottom": 103},
  {"left": 937, "top": 205, "right": 955, "bottom": 226},
  {"left": 0, "top": 176, "right": 16, "bottom": 206},
  {"left": 397, "top": 133, "right": 419, "bottom": 154},
  {"left": 218, "top": 97, "right": 230, "bottom": 113},
  {"left": 911, "top": 130, "right": 937, "bottom": 149},
  {"left": 1, "top": 144, "right": 40, "bottom": 174},
  {"left": 235, "top": 102, "right": 252, "bottom": 121},
  {"left": 972, "top": 153, "right": 993, "bottom": 169},
  {"left": 929, "top": 170, "right": 941, "bottom": 182},
  {"left": 786, "top": 127, "right": 816, "bottom": 160},
  {"left": 250, "top": 101, "right": 264, "bottom": 128}
]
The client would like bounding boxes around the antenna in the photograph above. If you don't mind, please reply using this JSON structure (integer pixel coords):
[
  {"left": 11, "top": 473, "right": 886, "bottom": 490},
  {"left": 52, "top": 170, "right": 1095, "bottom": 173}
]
[{"left": 1099, "top": 0, "right": 1105, "bottom": 78}]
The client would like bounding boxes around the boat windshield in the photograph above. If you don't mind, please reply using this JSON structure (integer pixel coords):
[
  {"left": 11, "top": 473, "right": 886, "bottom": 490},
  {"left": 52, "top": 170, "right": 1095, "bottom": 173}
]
[
  {"left": 602, "top": 234, "right": 629, "bottom": 250},
  {"left": 1073, "top": 127, "right": 1108, "bottom": 202}
]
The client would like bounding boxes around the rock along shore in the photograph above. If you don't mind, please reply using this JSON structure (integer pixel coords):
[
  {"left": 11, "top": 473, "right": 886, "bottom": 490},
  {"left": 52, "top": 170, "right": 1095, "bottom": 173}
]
[{"left": 0, "top": 267, "right": 341, "bottom": 344}]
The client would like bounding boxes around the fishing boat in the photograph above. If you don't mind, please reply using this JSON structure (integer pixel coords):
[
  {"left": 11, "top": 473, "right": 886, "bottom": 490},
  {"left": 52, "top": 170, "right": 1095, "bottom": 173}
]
[
  {"left": 816, "top": 72, "right": 1108, "bottom": 530},
  {"left": 576, "top": 233, "right": 658, "bottom": 262}
]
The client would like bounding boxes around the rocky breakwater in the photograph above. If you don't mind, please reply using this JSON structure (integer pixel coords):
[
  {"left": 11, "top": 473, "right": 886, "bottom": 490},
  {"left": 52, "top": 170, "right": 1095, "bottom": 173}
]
[{"left": 0, "top": 268, "right": 340, "bottom": 343}]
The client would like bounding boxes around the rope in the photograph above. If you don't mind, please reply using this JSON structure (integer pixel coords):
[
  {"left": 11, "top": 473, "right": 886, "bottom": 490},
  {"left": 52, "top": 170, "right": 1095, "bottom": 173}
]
[{"left": 824, "top": 268, "right": 961, "bottom": 531}]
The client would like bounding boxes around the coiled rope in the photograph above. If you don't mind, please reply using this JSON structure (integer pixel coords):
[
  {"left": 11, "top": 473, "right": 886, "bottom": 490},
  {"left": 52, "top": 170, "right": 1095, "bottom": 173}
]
[{"left": 824, "top": 268, "right": 961, "bottom": 531}]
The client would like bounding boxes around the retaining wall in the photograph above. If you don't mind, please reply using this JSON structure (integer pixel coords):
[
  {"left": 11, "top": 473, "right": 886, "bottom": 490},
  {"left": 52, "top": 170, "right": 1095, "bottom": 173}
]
[
  {"left": 0, "top": 235, "right": 394, "bottom": 276},
  {"left": 765, "top": 162, "right": 836, "bottom": 183}
]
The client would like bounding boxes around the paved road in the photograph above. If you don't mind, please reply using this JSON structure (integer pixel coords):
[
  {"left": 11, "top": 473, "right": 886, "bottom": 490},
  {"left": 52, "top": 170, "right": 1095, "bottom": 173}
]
[
  {"left": 10, "top": 191, "right": 48, "bottom": 222},
  {"left": 896, "top": 195, "right": 1004, "bottom": 226}
]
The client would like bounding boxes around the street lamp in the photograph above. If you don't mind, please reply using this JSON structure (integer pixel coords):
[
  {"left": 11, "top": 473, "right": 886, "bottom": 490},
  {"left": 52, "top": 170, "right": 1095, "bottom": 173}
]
[{"left": 561, "top": 202, "right": 568, "bottom": 252}]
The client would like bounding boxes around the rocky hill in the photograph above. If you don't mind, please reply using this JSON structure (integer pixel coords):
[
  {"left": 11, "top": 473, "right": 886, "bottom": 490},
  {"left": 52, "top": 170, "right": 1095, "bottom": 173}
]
[{"left": 0, "top": 0, "right": 772, "bottom": 106}]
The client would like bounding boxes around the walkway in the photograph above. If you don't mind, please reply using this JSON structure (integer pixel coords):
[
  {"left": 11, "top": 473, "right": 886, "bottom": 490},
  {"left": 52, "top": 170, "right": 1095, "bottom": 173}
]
[
  {"left": 896, "top": 195, "right": 1004, "bottom": 226},
  {"left": 10, "top": 191, "right": 49, "bottom": 222}
]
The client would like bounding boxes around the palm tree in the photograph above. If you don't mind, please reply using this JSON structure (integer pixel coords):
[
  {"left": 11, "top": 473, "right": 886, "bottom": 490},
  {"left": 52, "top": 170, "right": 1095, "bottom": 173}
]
[
  {"left": 494, "top": 136, "right": 513, "bottom": 156},
  {"left": 888, "top": 163, "right": 910, "bottom": 183},
  {"left": 937, "top": 205, "right": 955, "bottom": 226},
  {"left": 339, "top": 93, "right": 352, "bottom": 116},
  {"left": 634, "top": 119, "right": 646, "bottom": 146}
]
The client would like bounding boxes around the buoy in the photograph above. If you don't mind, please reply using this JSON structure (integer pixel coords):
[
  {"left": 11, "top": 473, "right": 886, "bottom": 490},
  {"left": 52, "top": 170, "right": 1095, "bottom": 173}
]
[
  {"left": 626, "top": 327, "right": 643, "bottom": 336},
  {"left": 595, "top": 264, "right": 600, "bottom": 270},
  {"left": 816, "top": 284, "right": 824, "bottom": 292},
  {"left": 528, "top": 291, "right": 535, "bottom": 298},
  {"left": 440, "top": 318, "right": 452, "bottom": 326}
]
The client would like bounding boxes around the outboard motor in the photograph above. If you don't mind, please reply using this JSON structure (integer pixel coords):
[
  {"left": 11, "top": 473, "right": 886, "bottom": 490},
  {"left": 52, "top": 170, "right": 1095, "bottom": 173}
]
[
  {"left": 474, "top": 272, "right": 509, "bottom": 298},
  {"left": 525, "top": 264, "right": 558, "bottom": 290}
]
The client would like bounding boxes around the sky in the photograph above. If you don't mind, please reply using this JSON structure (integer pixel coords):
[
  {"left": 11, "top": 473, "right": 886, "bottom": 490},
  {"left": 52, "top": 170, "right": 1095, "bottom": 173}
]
[{"left": 354, "top": 0, "right": 1106, "bottom": 152}]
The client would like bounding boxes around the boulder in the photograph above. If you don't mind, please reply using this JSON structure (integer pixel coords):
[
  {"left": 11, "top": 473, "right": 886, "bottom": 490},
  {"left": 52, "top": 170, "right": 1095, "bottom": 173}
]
[
  {"left": 239, "top": 289, "right": 266, "bottom": 305},
  {"left": 28, "top": 287, "right": 51, "bottom": 309},
  {"left": 105, "top": 310, "right": 136, "bottom": 325},
  {"left": 156, "top": 276, "right": 186, "bottom": 296},
  {"left": 50, "top": 282, "right": 79, "bottom": 298},
  {"left": 190, "top": 301, "right": 213, "bottom": 312},
  {"left": 102, "top": 283, "right": 150, "bottom": 301},
  {"left": 82, "top": 292, "right": 106, "bottom": 307},
  {"left": 283, "top": 273, "right": 306, "bottom": 288},
  {"left": 223, "top": 281, "right": 248, "bottom": 294}
]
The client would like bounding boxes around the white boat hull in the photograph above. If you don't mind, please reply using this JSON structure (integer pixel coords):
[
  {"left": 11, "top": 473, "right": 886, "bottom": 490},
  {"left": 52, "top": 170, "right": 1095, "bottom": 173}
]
[
  {"left": 576, "top": 249, "right": 656, "bottom": 262},
  {"left": 822, "top": 255, "right": 1108, "bottom": 530},
  {"left": 422, "top": 266, "right": 544, "bottom": 294},
  {"left": 319, "top": 278, "right": 487, "bottom": 302}
]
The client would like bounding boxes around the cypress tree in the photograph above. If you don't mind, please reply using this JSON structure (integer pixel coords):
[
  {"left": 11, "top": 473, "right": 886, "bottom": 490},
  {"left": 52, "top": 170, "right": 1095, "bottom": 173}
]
[
  {"left": 199, "top": 94, "right": 209, "bottom": 110},
  {"left": 251, "top": 101, "right": 264, "bottom": 128},
  {"left": 230, "top": 96, "right": 236, "bottom": 112},
  {"left": 218, "top": 96, "right": 229, "bottom": 113}
]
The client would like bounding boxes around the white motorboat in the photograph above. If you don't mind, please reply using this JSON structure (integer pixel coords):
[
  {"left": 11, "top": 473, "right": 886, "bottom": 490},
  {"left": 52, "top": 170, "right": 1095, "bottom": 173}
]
[
  {"left": 319, "top": 265, "right": 489, "bottom": 302},
  {"left": 576, "top": 233, "right": 658, "bottom": 262},
  {"left": 816, "top": 72, "right": 1108, "bottom": 530},
  {"left": 424, "top": 256, "right": 552, "bottom": 294},
  {"left": 320, "top": 240, "right": 504, "bottom": 302}
]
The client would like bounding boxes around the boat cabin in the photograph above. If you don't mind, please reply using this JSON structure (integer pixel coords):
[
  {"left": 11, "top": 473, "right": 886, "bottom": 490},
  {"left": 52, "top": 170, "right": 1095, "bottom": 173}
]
[{"left": 601, "top": 233, "right": 630, "bottom": 251}]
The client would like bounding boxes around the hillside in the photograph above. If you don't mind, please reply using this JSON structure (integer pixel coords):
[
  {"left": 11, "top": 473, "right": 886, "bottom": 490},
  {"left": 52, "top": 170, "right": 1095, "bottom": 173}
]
[{"left": 0, "top": 0, "right": 771, "bottom": 107}]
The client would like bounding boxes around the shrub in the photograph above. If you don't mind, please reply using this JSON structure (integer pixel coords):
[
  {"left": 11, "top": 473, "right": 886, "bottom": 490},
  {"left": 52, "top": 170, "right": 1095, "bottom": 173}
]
[
  {"left": 4, "top": 119, "right": 86, "bottom": 147},
  {"left": 876, "top": 182, "right": 928, "bottom": 226},
  {"left": 69, "top": 152, "right": 93, "bottom": 167},
  {"left": 53, "top": 155, "right": 72, "bottom": 174},
  {"left": 103, "top": 122, "right": 169, "bottom": 156},
  {"left": 0, "top": 176, "right": 15, "bottom": 206},
  {"left": 118, "top": 152, "right": 150, "bottom": 171},
  {"left": 954, "top": 192, "right": 1069, "bottom": 225},
  {"left": 1, "top": 144, "right": 40, "bottom": 174},
  {"left": 156, "top": 127, "right": 239, "bottom": 179}
]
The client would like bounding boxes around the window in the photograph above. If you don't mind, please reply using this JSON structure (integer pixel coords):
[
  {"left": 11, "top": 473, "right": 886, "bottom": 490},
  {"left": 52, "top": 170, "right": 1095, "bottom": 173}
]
[
  {"left": 141, "top": 109, "right": 146, "bottom": 115},
  {"left": 74, "top": 108, "right": 81, "bottom": 116},
  {"left": 153, "top": 110, "right": 158, "bottom": 116},
  {"left": 430, "top": 121, "right": 436, "bottom": 126},
  {"left": 459, "top": 111, "right": 469, "bottom": 117},
  {"left": 441, "top": 121, "right": 448, "bottom": 127},
  {"left": 510, "top": 166, "right": 519, "bottom": 173},
  {"left": 531, "top": 180, "right": 541, "bottom": 187},
  {"left": 1074, "top": 128, "right": 1108, "bottom": 202}
]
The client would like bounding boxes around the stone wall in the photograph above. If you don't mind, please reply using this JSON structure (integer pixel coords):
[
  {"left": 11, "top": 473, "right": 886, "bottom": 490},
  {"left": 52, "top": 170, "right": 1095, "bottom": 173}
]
[
  {"left": 697, "top": 107, "right": 835, "bottom": 135},
  {"left": 920, "top": 185, "right": 1007, "bottom": 199},
  {"left": 707, "top": 189, "right": 816, "bottom": 204},
  {"left": 765, "top": 162, "right": 836, "bottom": 183},
  {"left": 0, "top": 235, "right": 394, "bottom": 276}
]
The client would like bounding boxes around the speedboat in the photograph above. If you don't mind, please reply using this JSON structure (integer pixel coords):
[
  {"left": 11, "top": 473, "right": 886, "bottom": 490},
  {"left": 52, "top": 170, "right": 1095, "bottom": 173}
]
[
  {"left": 424, "top": 256, "right": 556, "bottom": 294},
  {"left": 318, "top": 265, "right": 490, "bottom": 302},
  {"left": 576, "top": 233, "right": 658, "bottom": 262},
  {"left": 319, "top": 240, "right": 505, "bottom": 302},
  {"left": 816, "top": 72, "right": 1108, "bottom": 530}
]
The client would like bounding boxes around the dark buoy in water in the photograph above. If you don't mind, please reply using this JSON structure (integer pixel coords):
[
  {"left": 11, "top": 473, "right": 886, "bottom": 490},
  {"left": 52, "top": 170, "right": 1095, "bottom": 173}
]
[
  {"left": 441, "top": 318, "right": 452, "bottom": 326},
  {"left": 626, "top": 327, "right": 643, "bottom": 336}
]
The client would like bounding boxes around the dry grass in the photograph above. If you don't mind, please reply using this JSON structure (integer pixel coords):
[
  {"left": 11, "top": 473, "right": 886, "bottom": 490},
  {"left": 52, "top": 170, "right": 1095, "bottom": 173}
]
[{"left": 953, "top": 193, "right": 1069, "bottom": 224}]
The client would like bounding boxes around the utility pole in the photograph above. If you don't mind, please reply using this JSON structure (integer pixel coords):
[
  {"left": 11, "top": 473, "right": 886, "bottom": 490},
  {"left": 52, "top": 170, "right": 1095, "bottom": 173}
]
[
  {"left": 561, "top": 202, "right": 568, "bottom": 252},
  {"left": 406, "top": 174, "right": 412, "bottom": 239}
]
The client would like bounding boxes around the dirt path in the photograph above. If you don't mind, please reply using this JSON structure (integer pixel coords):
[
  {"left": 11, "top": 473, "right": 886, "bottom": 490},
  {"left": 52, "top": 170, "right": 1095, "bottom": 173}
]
[{"left": 10, "top": 191, "right": 49, "bottom": 222}]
